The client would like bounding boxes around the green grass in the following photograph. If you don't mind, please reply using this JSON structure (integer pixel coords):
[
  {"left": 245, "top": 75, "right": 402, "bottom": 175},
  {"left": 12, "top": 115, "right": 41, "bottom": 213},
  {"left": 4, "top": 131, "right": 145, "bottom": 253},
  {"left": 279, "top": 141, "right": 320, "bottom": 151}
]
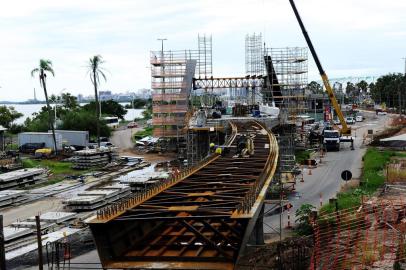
[
  {"left": 22, "top": 158, "right": 94, "bottom": 188},
  {"left": 22, "top": 158, "right": 86, "bottom": 175},
  {"left": 133, "top": 127, "right": 154, "bottom": 140},
  {"left": 320, "top": 148, "right": 404, "bottom": 213}
]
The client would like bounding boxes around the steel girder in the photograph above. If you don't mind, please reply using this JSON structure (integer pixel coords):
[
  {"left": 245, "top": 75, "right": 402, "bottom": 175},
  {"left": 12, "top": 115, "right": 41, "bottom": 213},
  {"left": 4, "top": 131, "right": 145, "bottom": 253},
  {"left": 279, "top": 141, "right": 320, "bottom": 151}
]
[{"left": 88, "top": 121, "right": 279, "bottom": 270}]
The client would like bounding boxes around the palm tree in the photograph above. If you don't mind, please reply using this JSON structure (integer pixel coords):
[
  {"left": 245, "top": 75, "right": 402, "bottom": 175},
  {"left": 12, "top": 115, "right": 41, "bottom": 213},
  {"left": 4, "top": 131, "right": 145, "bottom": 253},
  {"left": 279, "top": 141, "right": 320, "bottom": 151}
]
[
  {"left": 31, "top": 59, "right": 58, "bottom": 154},
  {"left": 87, "top": 55, "right": 107, "bottom": 147}
]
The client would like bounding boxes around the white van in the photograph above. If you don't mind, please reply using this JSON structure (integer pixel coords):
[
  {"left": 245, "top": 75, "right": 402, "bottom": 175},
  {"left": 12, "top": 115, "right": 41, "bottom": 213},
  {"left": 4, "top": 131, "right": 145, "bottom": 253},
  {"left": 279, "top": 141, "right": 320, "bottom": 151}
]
[{"left": 356, "top": 115, "right": 363, "bottom": 122}]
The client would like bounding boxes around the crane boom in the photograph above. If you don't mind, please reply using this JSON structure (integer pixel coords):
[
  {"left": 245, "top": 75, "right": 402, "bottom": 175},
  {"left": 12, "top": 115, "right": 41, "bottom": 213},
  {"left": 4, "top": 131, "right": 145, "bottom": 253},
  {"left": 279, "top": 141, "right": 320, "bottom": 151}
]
[{"left": 288, "top": 0, "right": 351, "bottom": 135}]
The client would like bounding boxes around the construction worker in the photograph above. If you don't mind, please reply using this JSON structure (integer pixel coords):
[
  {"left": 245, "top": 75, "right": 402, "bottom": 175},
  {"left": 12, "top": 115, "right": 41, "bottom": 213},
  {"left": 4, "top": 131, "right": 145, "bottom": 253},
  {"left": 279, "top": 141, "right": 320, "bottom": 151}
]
[
  {"left": 209, "top": 142, "right": 215, "bottom": 153},
  {"left": 215, "top": 146, "right": 222, "bottom": 155},
  {"left": 246, "top": 136, "right": 254, "bottom": 155},
  {"left": 236, "top": 135, "right": 247, "bottom": 155}
]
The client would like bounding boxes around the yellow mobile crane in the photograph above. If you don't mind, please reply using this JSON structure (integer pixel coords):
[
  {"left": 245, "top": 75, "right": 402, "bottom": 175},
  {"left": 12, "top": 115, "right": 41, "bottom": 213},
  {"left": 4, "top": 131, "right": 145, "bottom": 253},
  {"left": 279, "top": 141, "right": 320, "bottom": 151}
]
[{"left": 289, "top": 0, "right": 351, "bottom": 136}]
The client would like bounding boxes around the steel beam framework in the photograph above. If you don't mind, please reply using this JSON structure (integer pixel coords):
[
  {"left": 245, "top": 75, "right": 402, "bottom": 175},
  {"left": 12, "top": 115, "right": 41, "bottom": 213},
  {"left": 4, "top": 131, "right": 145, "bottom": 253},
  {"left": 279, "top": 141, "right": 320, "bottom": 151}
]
[{"left": 88, "top": 121, "right": 279, "bottom": 269}]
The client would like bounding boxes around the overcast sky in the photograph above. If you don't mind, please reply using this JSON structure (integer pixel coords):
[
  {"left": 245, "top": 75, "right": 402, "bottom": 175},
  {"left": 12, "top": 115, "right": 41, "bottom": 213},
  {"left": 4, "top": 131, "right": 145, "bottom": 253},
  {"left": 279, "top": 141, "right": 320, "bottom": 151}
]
[{"left": 0, "top": 0, "right": 405, "bottom": 101}]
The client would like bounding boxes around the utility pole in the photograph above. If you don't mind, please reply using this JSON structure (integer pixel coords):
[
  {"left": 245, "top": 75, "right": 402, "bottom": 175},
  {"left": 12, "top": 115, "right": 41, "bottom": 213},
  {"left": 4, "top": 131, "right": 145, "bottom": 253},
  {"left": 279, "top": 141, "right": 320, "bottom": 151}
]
[
  {"left": 0, "top": 215, "right": 6, "bottom": 270},
  {"left": 401, "top": 57, "right": 406, "bottom": 116},
  {"left": 35, "top": 216, "right": 43, "bottom": 270},
  {"left": 157, "top": 38, "right": 167, "bottom": 142}
]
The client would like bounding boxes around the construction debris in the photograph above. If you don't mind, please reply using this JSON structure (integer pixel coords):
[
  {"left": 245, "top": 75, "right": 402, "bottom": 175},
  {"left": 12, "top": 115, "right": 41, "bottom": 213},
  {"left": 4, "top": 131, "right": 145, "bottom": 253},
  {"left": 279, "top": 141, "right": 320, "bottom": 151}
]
[{"left": 312, "top": 185, "right": 406, "bottom": 269}]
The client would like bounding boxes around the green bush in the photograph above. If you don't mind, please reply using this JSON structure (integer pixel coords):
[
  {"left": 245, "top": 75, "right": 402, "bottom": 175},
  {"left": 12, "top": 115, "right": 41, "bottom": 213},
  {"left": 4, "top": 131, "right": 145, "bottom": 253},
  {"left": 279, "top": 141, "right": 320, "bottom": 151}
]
[
  {"left": 295, "top": 204, "right": 316, "bottom": 235},
  {"left": 295, "top": 150, "right": 311, "bottom": 164},
  {"left": 133, "top": 127, "right": 154, "bottom": 140}
]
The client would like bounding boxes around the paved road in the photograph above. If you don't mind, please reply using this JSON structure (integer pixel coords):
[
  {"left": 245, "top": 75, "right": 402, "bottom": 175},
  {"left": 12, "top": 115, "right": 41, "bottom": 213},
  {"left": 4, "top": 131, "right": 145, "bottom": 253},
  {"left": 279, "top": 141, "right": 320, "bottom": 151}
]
[
  {"left": 110, "top": 126, "right": 142, "bottom": 151},
  {"left": 263, "top": 111, "right": 391, "bottom": 238}
]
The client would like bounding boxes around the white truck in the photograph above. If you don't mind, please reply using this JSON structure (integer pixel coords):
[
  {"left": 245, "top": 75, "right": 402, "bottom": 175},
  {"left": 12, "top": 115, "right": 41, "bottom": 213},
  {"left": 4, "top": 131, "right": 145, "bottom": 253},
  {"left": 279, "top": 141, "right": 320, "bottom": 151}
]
[
  {"left": 50, "top": 130, "right": 89, "bottom": 149},
  {"left": 323, "top": 130, "right": 340, "bottom": 151}
]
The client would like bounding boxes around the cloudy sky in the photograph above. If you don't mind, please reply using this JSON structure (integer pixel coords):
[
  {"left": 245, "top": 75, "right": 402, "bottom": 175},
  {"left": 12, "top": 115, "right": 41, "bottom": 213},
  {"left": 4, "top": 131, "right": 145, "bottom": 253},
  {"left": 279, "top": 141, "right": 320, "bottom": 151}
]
[{"left": 0, "top": 0, "right": 405, "bottom": 101}]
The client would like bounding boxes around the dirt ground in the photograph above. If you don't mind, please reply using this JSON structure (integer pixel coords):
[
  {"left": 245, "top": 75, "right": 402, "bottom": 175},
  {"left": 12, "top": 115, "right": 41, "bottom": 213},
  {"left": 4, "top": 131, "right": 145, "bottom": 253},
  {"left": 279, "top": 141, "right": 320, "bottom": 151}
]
[{"left": 119, "top": 148, "right": 176, "bottom": 163}]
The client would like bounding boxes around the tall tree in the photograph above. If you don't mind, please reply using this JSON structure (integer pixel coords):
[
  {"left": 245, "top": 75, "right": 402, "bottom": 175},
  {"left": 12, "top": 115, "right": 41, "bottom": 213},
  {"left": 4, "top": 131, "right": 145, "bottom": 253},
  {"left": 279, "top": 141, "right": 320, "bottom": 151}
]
[
  {"left": 307, "top": 81, "right": 323, "bottom": 94},
  {"left": 82, "top": 100, "right": 127, "bottom": 120},
  {"left": 0, "top": 106, "right": 23, "bottom": 128},
  {"left": 61, "top": 93, "right": 79, "bottom": 110},
  {"left": 356, "top": 80, "right": 368, "bottom": 93},
  {"left": 372, "top": 73, "right": 405, "bottom": 108},
  {"left": 87, "top": 55, "right": 107, "bottom": 147},
  {"left": 345, "top": 82, "right": 357, "bottom": 102},
  {"left": 31, "top": 59, "right": 58, "bottom": 153}
]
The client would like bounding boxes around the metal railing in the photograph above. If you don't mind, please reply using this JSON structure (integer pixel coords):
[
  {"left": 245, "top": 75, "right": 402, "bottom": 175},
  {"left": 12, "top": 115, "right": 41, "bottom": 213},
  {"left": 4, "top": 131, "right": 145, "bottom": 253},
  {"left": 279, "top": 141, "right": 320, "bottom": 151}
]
[{"left": 234, "top": 121, "right": 279, "bottom": 214}]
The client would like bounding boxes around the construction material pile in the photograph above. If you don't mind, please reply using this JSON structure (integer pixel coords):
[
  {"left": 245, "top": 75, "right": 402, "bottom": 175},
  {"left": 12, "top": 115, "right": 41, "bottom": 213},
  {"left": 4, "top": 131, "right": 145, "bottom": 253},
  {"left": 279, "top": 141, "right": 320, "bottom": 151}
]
[
  {"left": 0, "top": 168, "right": 47, "bottom": 190},
  {"left": 63, "top": 184, "right": 131, "bottom": 211},
  {"left": 72, "top": 148, "right": 118, "bottom": 169},
  {"left": 0, "top": 190, "right": 25, "bottom": 207}
]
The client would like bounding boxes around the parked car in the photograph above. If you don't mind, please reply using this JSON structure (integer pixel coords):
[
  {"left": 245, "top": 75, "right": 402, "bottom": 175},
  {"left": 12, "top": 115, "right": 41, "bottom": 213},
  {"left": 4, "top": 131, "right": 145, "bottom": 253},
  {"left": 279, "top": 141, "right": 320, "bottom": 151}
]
[
  {"left": 34, "top": 148, "right": 53, "bottom": 158},
  {"left": 127, "top": 122, "right": 138, "bottom": 128},
  {"left": 376, "top": 109, "right": 387, "bottom": 115},
  {"left": 19, "top": 143, "right": 45, "bottom": 154},
  {"left": 346, "top": 117, "right": 355, "bottom": 124},
  {"left": 333, "top": 119, "right": 341, "bottom": 125},
  {"left": 356, "top": 115, "right": 363, "bottom": 122},
  {"left": 100, "top": 142, "right": 114, "bottom": 147}
]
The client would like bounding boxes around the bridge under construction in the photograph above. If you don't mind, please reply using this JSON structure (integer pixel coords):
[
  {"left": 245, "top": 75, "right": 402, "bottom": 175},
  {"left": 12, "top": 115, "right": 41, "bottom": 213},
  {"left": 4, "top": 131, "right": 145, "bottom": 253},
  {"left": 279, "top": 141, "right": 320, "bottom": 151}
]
[{"left": 88, "top": 121, "right": 278, "bottom": 269}]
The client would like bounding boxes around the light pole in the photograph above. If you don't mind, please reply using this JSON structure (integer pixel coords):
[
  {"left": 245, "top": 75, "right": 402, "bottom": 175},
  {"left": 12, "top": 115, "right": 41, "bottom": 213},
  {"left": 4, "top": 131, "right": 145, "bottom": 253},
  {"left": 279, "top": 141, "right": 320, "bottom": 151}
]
[
  {"left": 157, "top": 38, "right": 167, "bottom": 58},
  {"left": 157, "top": 38, "right": 167, "bottom": 140},
  {"left": 401, "top": 57, "right": 406, "bottom": 116}
]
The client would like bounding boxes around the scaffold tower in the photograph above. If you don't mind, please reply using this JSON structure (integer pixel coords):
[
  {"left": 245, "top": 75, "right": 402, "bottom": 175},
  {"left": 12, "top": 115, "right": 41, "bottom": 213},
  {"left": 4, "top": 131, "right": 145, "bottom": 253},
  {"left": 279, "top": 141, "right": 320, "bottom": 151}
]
[
  {"left": 245, "top": 33, "right": 265, "bottom": 76},
  {"left": 265, "top": 47, "right": 308, "bottom": 123}
]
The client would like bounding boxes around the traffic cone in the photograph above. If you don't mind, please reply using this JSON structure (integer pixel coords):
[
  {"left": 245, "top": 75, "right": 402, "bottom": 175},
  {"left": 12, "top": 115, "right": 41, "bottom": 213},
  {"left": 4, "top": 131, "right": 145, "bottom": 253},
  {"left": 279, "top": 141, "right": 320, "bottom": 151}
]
[
  {"left": 63, "top": 244, "right": 71, "bottom": 260},
  {"left": 319, "top": 193, "right": 323, "bottom": 207},
  {"left": 286, "top": 206, "right": 292, "bottom": 229}
]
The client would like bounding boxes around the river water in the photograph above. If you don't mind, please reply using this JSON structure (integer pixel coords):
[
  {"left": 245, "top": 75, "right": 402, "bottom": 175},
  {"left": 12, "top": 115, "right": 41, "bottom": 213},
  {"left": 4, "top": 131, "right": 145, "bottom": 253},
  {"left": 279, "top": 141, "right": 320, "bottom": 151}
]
[{"left": 1, "top": 103, "right": 144, "bottom": 124}]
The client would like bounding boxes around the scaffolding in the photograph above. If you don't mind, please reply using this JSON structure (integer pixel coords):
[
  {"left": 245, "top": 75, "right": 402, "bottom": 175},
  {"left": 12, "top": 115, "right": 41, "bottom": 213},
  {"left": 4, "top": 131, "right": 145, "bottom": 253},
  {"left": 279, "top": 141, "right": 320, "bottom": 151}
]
[
  {"left": 197, "top": 34, "right": 213, "bottom": 78},
  {"left": 264, "top": 47, "right": 308, "bottom": 122},
  {"left": 187, "top": 35, "right": 214, "bottom": 166},
  {"left": 245, "top": 33, "right": 265, "bottom": 76},
  {"left": 264, "top": 47, "right": 308, "bottom": 169},
  {"left": 263, "top": 47, "right": 308, "bottom": 242},
  {"left": 150, "top": 50, "right": 198, "bottom": 145}
]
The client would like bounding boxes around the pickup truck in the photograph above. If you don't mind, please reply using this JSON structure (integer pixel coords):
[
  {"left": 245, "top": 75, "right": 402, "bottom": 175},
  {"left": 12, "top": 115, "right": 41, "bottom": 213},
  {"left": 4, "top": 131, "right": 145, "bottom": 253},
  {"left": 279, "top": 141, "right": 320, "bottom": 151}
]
[{"left": 346, "top": 117, "right": 355, "bottom": 124}]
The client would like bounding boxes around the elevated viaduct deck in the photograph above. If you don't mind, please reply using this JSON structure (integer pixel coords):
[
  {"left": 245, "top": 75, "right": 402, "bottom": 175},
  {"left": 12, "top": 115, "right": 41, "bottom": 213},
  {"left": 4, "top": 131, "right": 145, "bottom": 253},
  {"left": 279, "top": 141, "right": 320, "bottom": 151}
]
[{"left": 88, "top": 121, "right": 279, "bottom": 269}]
